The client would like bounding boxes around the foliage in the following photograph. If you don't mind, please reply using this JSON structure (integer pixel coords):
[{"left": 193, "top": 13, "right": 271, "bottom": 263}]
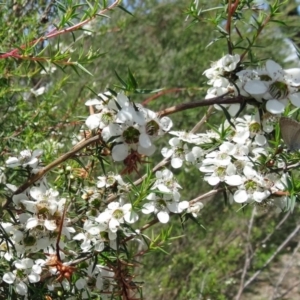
[{"left": 1, "top": 0, "right": 300, "bottom": 299}]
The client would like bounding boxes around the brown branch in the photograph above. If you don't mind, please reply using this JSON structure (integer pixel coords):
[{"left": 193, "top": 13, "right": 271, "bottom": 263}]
[
  {"left": 141, "top": 88, "right": 198, "bottom": 106},
  {"left": 158, "top": 95, "right": 243, "bottom": 117},
  {"left": 12, "top": 134, "right": 103, "bottom": 196},
  {"left": 243, "top": 223, "right": 300, "bottom": 289},
  {"left": 191, "top": 105, "right": 214, "bottom": 133},
  {"left": 235, "top": 207, "right": 256, "bottom": 300},
  {"left": 0, "top": 0, "right": 121, "bottom": 61}
]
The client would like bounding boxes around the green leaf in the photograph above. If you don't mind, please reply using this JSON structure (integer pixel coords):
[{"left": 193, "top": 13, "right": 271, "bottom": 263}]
[
  {"left": 75, "top": 62, "right": 93, "bottom": 76},
  {"left": 118, "top": 5, "right": 134, "bottom": 17}
]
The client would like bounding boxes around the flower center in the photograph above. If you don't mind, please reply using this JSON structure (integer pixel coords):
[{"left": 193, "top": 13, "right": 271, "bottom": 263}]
[
  {"left": 269, "top": 81, "right": 289, "bottom": 100},
  {"left": 156, "top": 199, "right": 167, "bottom": 210},
  {"left": 146, "top": 120, "right": 159, "bottom": 136},
  {"left": 216, "top": 166, "right": 226, "bottom": 178},
  {"left": 249, "top": 122, "right": 260, "bottom": 133},
  {"left": 112, "top": 209, "right": 124, "bottom": 220},
  {"left": 122, "top": 126, "right": 140, "bottom": 144},
  {"left": 245, "top": 180, "right": 257, "bottom": 192},
  {"left": 102, "top": 111, "right": 115, "bottom": 124}
]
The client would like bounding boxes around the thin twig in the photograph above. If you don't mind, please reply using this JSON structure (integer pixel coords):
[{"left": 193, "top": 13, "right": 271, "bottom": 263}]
[
  {"left": 0, "top": 0, "right": 121, "bottom": 60},
  {"left": 271, "top": 240, "right": 300, "bottom": 299},
  {"left": 158, "top": 95, "right": 243, "bottom": 117},
  {"left": 191, "top": 105, "right": 214, "bottom": 133},
  {"left": 12, "top": 134, "right": 103, "bottom": 196},
  {"left": 243, "top": 223, "right": 300, "bottom": 289},
  {"left": 235, "top": 207, "right": 256, "bottom": 300}
]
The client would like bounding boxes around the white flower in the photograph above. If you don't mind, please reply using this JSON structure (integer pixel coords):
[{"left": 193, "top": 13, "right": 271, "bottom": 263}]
[
  {"left": 200, "top": 142, "right": 245, "bottom": 186},
  {"left": 151, "top": 169, "right": 181, "bottom": 200},
  {"left": 95, "top": 201, "right": 138, "bottom": 239},
  {"left": 97, "top": 173, "right": 126, "bottom": 189},
  {"left": 241, "top": 60, "right": 300, "bottom": 114},
  {"left": 186, "top": 201, "right": 204, "bottom": 218},
  {"left": 3, "top": 258, "right": 43, "bottom": 295},
  {"left": 142, "top": 193, "right": 189, "bottom": 223},
  {"left": 73, "top": 219, "right": 106, "bottom": 252},
  {"left": 233, "top": 165, "right": 271, "bottom": 203},
  {"left": 161, "top": 138, "right": 190, "bottom": 169},
  {"left": 6, "top": 149, "right": 43, "bottom": 169},
  {"left": 217, "top": 54, "right": 240, "bottom": 72}
]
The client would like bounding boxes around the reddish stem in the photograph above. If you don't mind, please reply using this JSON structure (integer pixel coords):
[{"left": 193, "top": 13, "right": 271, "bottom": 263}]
[{"left": 0, "top": 0, "right": 120, "bottom": 61}]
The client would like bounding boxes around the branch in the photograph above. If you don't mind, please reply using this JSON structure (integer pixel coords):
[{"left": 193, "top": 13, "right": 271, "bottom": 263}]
[
  {"left": 0, "top": 0, "right": 121, "bottom": 60},
  {"left": 12, "top": 134, "right": 103, "bottom": 196},
  {"left": 158, "top": 95, "right": 244, "bottom": 117},
  {"left": 235, "top": 207, "right": 256, "bottom": 300},
  {"left": 243, "top": 223, "right": 300, "bottom": 289}
]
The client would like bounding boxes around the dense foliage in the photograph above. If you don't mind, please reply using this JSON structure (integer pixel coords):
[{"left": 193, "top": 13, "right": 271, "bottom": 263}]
[{"left": 1, "top": 1, "right": 300, "bottom": 299}]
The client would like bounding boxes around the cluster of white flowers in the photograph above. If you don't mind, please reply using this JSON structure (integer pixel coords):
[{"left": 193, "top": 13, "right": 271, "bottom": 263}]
[
  {"left": 74, "top": 198, "right": 139, "bottom": 251},
  {"left": 237, "top": 60, "right": 300, "bottom": 114},
  {"left": 203, "top": 54, "right": 241, "bottom": 115},
  {"left": 142, "top": 169, "right": 191, "bottom": 223},
  {"left": 3, "top": 53, "right": 299, "bottom": 298},
  {"left": 2, "top": 149, "right": 123, "bottom": 296},
  {"left": 163, "top": 111, "right": 288, "bottom": 209},
  {"left": 204, "top": 54, "right": 300, "bottom": 115},
  {"left": 6, "top": 149, "right": 43, "bottom": 170},
  {"left": 1, "top": 142, "right": 196, "bottom": 297},
  {"left": 85, "top": 92, "right": 173, "bottom": 161}
]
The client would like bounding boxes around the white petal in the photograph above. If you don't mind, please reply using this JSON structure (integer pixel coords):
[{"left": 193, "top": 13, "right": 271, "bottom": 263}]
[
  {"left": 117, "top": 93, "right": 130, "bottom": 107},
  {"left": 44, "top": 219, "right": 57, "bottom": 231},
  {"left": 266, "top": 99, "right": 285, "bottom": 114},
  {"left": 244, "top": 80, "right": 268, "bottom": 95},
  {"left": 160, "top": 117, "right": 173, "bottom": 131},
  {"left": 28, "top": 273, "right": 40, "bottom": 283},
  {"left": 255, "top": 134, "right": 266, "bottom": 146},
  {"left": 253, "top": 190, "right": 270, "bottom": 203},
  {"left": 233, "top": 130, "right": 250, "bottom": 144},
  {"left": 32, "top": 265, "right": 42, "bottom": 274},
  {"left": 243, "top": 165, "right": 256, "bottom": 178},
  {"left": 25, "top": 217, "right": 39, "bottom": 229},
  {"left": 3, "top": 272, "right": 15, "bottom": 284},
  {"left": 161, "top": 147, "right": 173, "bottom": 158},
  {"left": 266, "top": 60, "right": 283, "bottom": 80},
  {"left": 112, "top": 144, "right": 129, "bottom": 161},
  {"left": 289, "top": 93, "right": 300, "bottom": 107},
  {"left": 138, "top": 144, "right": 156, "bottom": 156},
  {"left": 109, "top": 218, "right": 119, "bottom": 232},
  {"left": 206, "top": 176, "right": 220, "bottom": 186},
  {"left": 142, "top": 203, "right": 155, "bottom": 214},
  {"left": 169, "top": 137, "right": 180, "bottom": 146},
  {"left": 285, "top": 68, "right": 300, "bottom": 85},
  {"left": 85, "top": 99, "right": 102, "bottom": 106},
  {"left": 17, "top": 258, "right": 33, "bottom": 269},
  {"left": 124, "top": 211, "right": 139, "bottom": 223},
  {"left": 87, "top": 226, "right": 101, "bottom": 235},
  {"left": 108, "top": 202, "right": 120, "bottom": 210},
  {"left": 16, "top": 281, "right": 28, "bottom": 295},
  {"left": 225, "top": 175, "right": 243, "bottom": 186},
  {"left": 76, "top": 278, "right": 87, "bottom": 290},
  {"left": 6, "top": 157, "right": 20, "bottom": 168},
  {"left": 30, "top": 186, "right": 45, "bottom": 200},
  {"left": 157, "top": 211, "right": 170, "bottom": 223},
  {"left": 85, "top": 114, "right": 101, "bottom": 130},
  {"left": 233, "top": 190, "right": 248, "bottom": 203},
  {"left": 139, "top": 133, "right": 152, "bottom": 148},
  {"left": 178, "top": 201, "right": 190, "bottom": 211},
  {"left": 228, "top": 104, "right": 241, "bottom": 116},
  {"left": 171, "top": 157, "right": 183, "bottom": 169}
]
